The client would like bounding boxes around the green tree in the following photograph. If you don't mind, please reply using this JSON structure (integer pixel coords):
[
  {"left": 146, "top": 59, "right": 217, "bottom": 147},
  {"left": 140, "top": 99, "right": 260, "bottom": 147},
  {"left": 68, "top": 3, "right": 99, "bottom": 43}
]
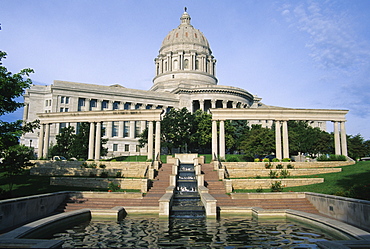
[
  {"left": 49, "top": 126, "right": 76, "bottom": 159},
  {"left": 190, "top": 110, "right": 212, "bottom": 153},
  {"left": 227, "top": 120, "right": 249, "bottom": 153},
  {"left": 347, "top": 134, "right": 369, "bottom": 160},
  {"left": 240, "top": 124, "right": 275, "bottom": 157}
]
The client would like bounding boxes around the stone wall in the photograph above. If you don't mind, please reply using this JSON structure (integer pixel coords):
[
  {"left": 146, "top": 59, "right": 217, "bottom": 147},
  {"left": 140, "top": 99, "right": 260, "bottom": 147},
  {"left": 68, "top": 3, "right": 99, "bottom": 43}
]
[
  {"left": 229, "top": 178, "right": 324, "bottom": 190},
  {"left": 30, "top": 160, "right": 149, "bottom": 178},
  {"left": 0, "top": 192, "right": 69, "bottom": 233},
  {"left": 221, "top": 161, "right": 354, "bottom": 169},
  {"left": 50, "top": 177, "right": 149, "bottom": 193},
  {"left": 306, "top": 192, "right": 370, "bottom": 232},
  {"left": 227, "top": 168, "right": 341, "bottom": 178}
]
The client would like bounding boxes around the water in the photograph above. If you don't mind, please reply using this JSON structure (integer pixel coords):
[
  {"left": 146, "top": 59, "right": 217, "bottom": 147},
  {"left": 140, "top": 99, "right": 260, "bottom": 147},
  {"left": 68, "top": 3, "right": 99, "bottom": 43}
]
[
  {"left": 51, "top": 216, "right": 336, "bottom": 248},
  {"left": 171, "top": 163, "right": 205, "bottom": 218}
]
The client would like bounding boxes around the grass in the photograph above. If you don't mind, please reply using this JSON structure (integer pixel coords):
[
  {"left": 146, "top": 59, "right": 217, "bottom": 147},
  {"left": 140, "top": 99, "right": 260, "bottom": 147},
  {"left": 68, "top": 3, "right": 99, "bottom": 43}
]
[{"left": 235, "top": 161, "right": 370, "bottom": 196}]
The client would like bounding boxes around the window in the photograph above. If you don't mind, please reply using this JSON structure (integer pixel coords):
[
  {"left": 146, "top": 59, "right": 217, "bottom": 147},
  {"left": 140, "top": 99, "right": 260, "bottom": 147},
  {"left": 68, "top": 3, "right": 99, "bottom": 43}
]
[
  {"left": 65, "top": 108, "right": 69, "bottom": 112},
  {"left": 90, "top": 99, "right": 97, "bottom": 108},
  {"left": 113, "top": 144, "right": 118, "bottom": 152},
  {"left": 184, "top": 59, "right": 189, "bottom": 69},
  {"left": 112, "top": 121, "right": 118, "bottom": 137},
  {"left": 124, "top": 102, "right": 130, "bottom": 110},
  {"left": 65, "top": 97, "right": 69, "bottom": 104},
  {"left": 45, "top": 100, "right": 48, "bottom": 106},
  {"left": 125, "top": 144, "right": 129, "bottom": 152},
  {"left": 135, "top": 121, "right": 141, "bottom": 138},
  {"left": 136, "top": 145, "right": 140, "bottom": 153},
  {"left": 60, "top": 107, "right": 64, "bottom": 112},
  {"left": 78, "top": 98, "right": 85, "bottom": 111},
  {"left": 61, "top": 96, "right": 64, "bottom": 103},
  {"left": 195, "top": 60, "right": 199, "bottom": 70},
  {"left": 113, "top": 101, "right": 119, "bottom": 110},
  {"left": 101, "top": 122, "right": 107, "bottom": 136},
  {"left": 123, "top": 121, "right": 130, "bottom": 137},
  {"left": 102, "top": 100, "right": 108, "bottom": 109}
]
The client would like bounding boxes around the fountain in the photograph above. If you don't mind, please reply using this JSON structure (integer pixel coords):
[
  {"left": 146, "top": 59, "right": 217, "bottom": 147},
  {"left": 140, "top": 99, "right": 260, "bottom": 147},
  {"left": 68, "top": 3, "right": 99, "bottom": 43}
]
[{"left": 170, "top": 163, "right": 205, "bottom": 218}]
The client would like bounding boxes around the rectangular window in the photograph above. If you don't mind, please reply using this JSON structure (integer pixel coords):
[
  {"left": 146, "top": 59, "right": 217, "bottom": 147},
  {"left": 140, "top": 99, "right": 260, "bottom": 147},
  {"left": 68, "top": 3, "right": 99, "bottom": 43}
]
[
  {"left": 124, "top": 102, "right": 130, "bottom": 110},
  {"left": 123, "top": 121, "right": 130, "bottom": 138},
  {"left": 90, "top": 99, "right": 97, "bottom": 108},
  {"left": 113, "top": 101, "right": 119, "bottom": 110},
  {"left": 136, "top": 145, "right": 140, "bottom": 153},
  {"left": 113, "top": 144, "right": 118, "bottom": 151},
  {"left": 125, "top": 144, "right": 129, "bottom": 152},
  {"left": 65, "top": 108, "right": 69, "bottom": 112},
  {"left": 101, "top": 122, "right": 107, "bottom": 136},
  {"left": 65, "top": 97, "right": 69, "bottom": 104},
  {"left": 112, "top": 121, "right": 118, "bottom": 137},
  {"left": 102, "top": 100, "right": 108, "bottom": 109},
  {"left": 60, "top": 107, "right": 64, "bottom": 112},
  {"left": 78, "top": 98, "right": 85, "bottom": 111},
  {"left": 61, "top": 96, "right": 64, "bottom": 103},
  {"left": 45, "top": 100, "right": 48, "bottom": 106},
  {"left": 135, "top": 121, "right": 141, "bottom": 138}
]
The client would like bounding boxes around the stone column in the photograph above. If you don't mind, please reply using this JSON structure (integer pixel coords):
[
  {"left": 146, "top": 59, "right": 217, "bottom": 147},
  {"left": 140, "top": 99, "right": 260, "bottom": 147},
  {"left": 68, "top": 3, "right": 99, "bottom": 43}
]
[
  {"left": 38, "top": 124, "right": 45, "bottom": 159},
  {"left": 212, "top": 120, "right": 218, "bottom": 160},
  {"left": 222, "top": 100, "right": 227, "bottom": 109},
  {"left": 147, "top": 121, "right": 154, "bottom": 160},
  {"left": 107, "top": 121, "right": 112, "bottom": 138},
  {"left": 97, "top": 99, "right": 102, "bottom": 110},
  {"left": 211, "top": 100, "right": 216, "bottom": 109},
  {"left": 219, "top": 120, "right": 225, "bottom": 160},
  {"left": 43, "top": 123, "right": 50, "bottom": 158},
  {"left": 282, "top": 121, "right": 289, "bottom": 159},
  {"left": 340, "top": 121, "right": 348, "bottom": 156},
  {"left": 199, "top": 100, "right": 204, "bottom": 111},
  {"left": 334, "top": 121, "right": 341, "bottom": 155},
  {"left": 95, "top": 122, "right": 101, "bottom": 160},
  {"left": 155, "top": 121, "right": 161, "bottom": 161},
  {"left": 88, "top": 122, "right": 95, "bottom": 160},
  {"left": 275, "top": 120, "right": 282, "bottom": 160},
  {"left": 130, "top": 121, "right": 135, "bottom": 139},
  {"left": 232, "top": 102, "right": 237, "bottom": 108},
  {"left": 118, "top": 121, "right": 124, "bottom": 137}
]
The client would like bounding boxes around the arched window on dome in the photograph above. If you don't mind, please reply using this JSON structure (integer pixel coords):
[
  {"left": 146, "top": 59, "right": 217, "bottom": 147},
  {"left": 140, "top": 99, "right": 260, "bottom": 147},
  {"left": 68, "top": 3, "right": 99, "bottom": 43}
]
[
  {"left": 173, "top": 60, "right": 178, "bottom": 70},
  {"left": 184, "top": 59, "right": 189, "bottom": 69},
  {"left": 195, "top": 60, "right": 199, "bottom": 70},
  {"left": 165, "top": 61, "right": 168, "bottom": 71},
  {"left": 156, "top": 64, "right": 160, "bottom": 75}
]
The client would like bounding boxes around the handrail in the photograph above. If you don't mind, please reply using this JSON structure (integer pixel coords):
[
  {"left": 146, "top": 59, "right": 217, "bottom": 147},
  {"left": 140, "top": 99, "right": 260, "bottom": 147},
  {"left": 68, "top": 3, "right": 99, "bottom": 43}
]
[{"left": 214, "top": 153, "right": 229, "bottom": 178}]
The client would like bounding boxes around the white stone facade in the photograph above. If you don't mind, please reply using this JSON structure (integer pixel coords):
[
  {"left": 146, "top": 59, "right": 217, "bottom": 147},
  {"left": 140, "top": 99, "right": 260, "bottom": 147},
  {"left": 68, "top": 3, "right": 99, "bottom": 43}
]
[{"left": 21, "top": 10, "right": 331, "bottom": 158}]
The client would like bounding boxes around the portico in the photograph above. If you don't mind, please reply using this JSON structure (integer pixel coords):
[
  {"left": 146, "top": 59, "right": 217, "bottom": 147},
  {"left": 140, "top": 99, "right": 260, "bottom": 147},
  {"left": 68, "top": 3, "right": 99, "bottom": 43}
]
[
  {"left": 36, "top": 109, "right": 163, "bottom": 160},
  {"left": 210, "top": 108, "right": 349, "bottom": 160}
]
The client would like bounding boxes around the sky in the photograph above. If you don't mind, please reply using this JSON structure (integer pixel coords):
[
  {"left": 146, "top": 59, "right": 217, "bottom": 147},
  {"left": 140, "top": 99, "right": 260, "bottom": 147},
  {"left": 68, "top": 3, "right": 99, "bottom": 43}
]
[{"left": 1, "top": 0, "right": 370, "bottom": 139}]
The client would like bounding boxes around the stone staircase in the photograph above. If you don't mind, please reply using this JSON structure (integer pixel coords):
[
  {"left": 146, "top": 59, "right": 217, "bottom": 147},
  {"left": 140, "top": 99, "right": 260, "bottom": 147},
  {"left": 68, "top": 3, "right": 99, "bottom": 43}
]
[
  {"left": 202, "top": 163, "right": 321, "bottom": 215},
  {"left": 57, "top": 163, "right": 173, "bottom": 212},
  {"left": 57, "top": 162, "right": 321, "bottom": 215}
]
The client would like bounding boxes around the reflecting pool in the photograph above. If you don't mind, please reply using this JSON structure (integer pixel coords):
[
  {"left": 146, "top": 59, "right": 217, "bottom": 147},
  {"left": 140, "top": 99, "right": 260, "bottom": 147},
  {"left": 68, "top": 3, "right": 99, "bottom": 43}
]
[{"left": 50, "top": 216, "right": 337, "bottom": 248}]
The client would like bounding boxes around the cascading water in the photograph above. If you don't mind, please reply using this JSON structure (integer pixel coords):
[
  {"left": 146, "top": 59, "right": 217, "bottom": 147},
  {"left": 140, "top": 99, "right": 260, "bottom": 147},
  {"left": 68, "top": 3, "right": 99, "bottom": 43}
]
[{"left": 170, "top": 163, "right": 205, "bottom": 218}]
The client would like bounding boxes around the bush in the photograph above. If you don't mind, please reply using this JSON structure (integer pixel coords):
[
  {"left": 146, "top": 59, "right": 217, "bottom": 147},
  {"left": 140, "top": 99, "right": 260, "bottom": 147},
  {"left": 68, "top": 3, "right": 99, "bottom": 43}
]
[
  {"left": 262, "top": 158, "right": 270, "bottom": 162},
  {"left": 99, "top": 164, "right": 106, "bottom": 169},
  {"left": 287, "top": 164, "right": 294, "bottom": 169},
  {"left": 265, "top": 163, "right": 272, "bottom": 169},
  {"left": 276, "top": 164, "right": 283, "bottom": 169},
  {"left": 100, "top": 171, "right": 108, "bottom": 178},
  {"left": 317, "top": 154, "right": 347, "bottom": 161},
  {"left": 226, "top": 155, "right": 241, "bottom": 162},
  {"left": 282, "top": 158, "right": 291, "bottom": 162},
  {"left": 116, "top": 171, "right": 122, "bottom": 178},
  {"left": 272, "top": 158, "right": 280, "bottom": 162},
  {"left": 271, "top": 181, "right": 283, "bottom": 192},
  {"left": 254, "top": 158, "right": 260, "bottom": 162},
  {"left": 108, "top": 182, "right": 121, "bottom": 192},
  {"left": 269, "top": 170, "right": 279, "bottom": 179},
  {"left": 89, "top": 172, "right": 97, "bottom": 177},
  {"left": 279, "top": 169, "right": 290, "bottom": 178},
  {"left": 256, "top": 186, "right": 263, "bottom": 193}
]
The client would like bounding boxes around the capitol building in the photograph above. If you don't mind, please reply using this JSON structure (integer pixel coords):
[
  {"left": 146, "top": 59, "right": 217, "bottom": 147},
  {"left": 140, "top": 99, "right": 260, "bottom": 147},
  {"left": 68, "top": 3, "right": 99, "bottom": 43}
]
[{"left": 21, "top": 10, "right": 347, "bottom": 160}]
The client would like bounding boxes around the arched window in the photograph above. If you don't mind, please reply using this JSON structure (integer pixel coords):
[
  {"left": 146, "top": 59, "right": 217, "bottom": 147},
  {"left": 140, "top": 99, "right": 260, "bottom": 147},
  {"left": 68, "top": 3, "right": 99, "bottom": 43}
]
[
  {"left": 165, "top": 61, "right": 168, "bottom": 71},
  {"left": 173, "top": 60, "right": 178, "bottom": 70}
]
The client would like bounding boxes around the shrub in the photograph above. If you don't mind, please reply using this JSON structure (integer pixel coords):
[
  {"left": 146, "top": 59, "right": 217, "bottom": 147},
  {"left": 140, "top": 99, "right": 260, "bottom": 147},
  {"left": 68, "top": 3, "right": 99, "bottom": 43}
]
[
  {"left": 108, "top": 182, "right": 121, "bottom": 192},
  {"left": 287, "top": 164, "right": 294, "bottom": 169},
  {"left": 265, "top": 163, "right": 272, "bottom": 169},
  {"left": 254, "top": 158, "right": 260, "bottom": 162},
  {"left": 276, "top": 164, "right": 283, "bottom": 169},
  {"left": 317, "top": 154, "right": 347, "bottom": 161},
  {"left": 100, "top": 171, "right": 108, "bottom": 178},
  {"left": 256, "top": 186, "right": 263, "bottom": 193},
  {"left": 89, "top": 172, "right": 97, "bottom": 177},
  {"left": 272, "top": 158, "right": 280, "bottom": 162},
  {"left": 99, "top": 164, "right": 106, "bottom": 169},
  {"left": 282, "top": 158, "right": 291, "bottom": 162},
  {"left": 279, "top": 169, "right": 290, "bottom": 178},
  {"left": 262, "top": 158, "right": 270, "bottom": 162},
  {"left": 226, "top": 155, "right": 241, "bottom": 162},
  {"left": 116, "top": 171, "right": 122, "bottom": 178},
  {"left": 271, "top": 181, "right": 283, "bottom": 192},
  {"left": 269, "top": 170, "right": 279, "bottom": 179}
]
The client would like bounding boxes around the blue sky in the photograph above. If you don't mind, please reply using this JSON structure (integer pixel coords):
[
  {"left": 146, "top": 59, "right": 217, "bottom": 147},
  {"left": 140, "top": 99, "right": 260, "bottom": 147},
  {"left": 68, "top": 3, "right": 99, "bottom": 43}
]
[{"left": 1, "top": 0, "right": 370, "bottom": 139}]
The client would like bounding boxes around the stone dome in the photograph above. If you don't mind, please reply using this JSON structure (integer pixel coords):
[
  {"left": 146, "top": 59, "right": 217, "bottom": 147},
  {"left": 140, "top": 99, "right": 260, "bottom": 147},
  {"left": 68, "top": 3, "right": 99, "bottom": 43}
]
[{"left": 160, "top": 10, "right": 211, "bottom": 53}]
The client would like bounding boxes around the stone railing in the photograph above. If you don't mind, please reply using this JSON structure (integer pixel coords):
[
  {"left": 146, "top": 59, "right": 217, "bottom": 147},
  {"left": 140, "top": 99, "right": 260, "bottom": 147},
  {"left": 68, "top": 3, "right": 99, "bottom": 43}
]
[{"left": 219, "top": 161, "right": 354, "bottom": 169}]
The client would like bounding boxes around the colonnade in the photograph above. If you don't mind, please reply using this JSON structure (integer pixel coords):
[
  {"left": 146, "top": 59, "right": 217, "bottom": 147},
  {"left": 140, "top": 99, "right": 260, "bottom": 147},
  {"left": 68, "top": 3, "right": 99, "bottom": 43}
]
[
  {"left": 212, "top": 119, "right": 348, "bottom": 160},
  {"left": 36, "top": 109, "right": 164, "bottom": 161}
]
